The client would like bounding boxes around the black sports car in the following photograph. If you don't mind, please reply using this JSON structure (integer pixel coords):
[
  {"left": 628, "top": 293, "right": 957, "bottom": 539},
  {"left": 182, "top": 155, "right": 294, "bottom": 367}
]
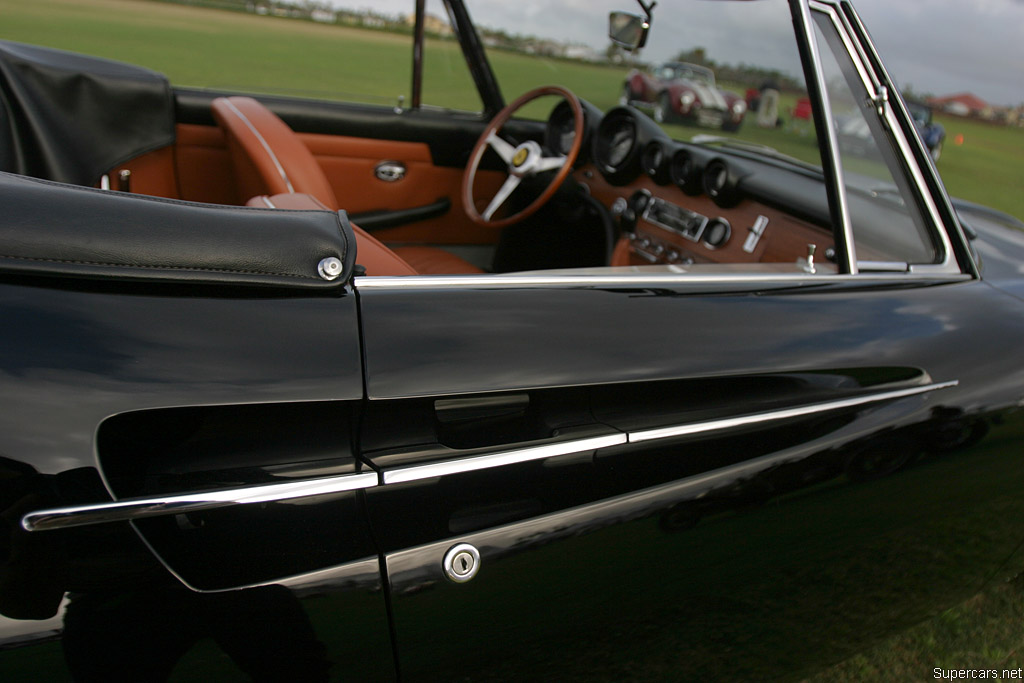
[{"left": 1, "top": 0, "right": 1023, "bottom": 680}]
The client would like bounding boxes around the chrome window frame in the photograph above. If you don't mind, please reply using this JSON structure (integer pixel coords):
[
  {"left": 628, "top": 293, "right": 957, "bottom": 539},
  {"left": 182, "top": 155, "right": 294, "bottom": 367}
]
[
  {"left": 355, "top": 271, "right": 970, "bottom": 291},
  {"left": 794, "top": 0, "right": 858, "bottom": 274},
  {"left": 840, "top": 3, "right": 978, "bottom": 277},
  {"left": 808, "top": 0, "right": 957, "bottom": 274}
]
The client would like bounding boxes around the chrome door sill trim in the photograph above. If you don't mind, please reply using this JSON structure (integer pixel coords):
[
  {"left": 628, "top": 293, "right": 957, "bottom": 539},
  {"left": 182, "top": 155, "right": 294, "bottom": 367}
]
[
  {"left": 22, "top": 471, "right": 379, "bottom": 532},
  {"left": 382, "top": 433, "right": 628, "bottom": 485},
  {"left": 629, "top": 381, "right": 958, "bottom": 444},
  {"left": 355, "top": 273, "right": 971, "bottom": 290}
]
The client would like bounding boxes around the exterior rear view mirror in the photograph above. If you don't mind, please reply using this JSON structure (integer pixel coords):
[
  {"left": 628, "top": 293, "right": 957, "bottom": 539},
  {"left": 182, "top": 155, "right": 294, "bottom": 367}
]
[{"left": 609, "top": 12, "right": 649, "bottom": 51}]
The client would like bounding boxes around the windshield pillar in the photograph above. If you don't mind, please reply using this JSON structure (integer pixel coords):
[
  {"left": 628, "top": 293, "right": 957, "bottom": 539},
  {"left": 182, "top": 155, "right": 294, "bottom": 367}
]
[
  {"left": 412, "top": 0, "right": 425, "bottom": 109},
  {"left": 790, "top": 0, "right": 858, "bottom": 274},
  {"left": 443, "top": 0, "right": 505, "bottom": 115}
]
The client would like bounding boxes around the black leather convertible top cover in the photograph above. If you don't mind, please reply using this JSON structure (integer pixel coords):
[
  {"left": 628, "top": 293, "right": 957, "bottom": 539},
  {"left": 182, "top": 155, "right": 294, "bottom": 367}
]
[
  {"left": 0, "top": 40, "right": 175, "bottom": 186},
  {"left": 0, "top": 172, "right": 354, "bottom": 290}
]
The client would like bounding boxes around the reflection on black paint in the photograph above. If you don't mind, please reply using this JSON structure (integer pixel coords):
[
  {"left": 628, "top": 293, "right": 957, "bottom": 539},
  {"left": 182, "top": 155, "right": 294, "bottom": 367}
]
[
  {"left": 385, "top": 402, "right": 1024, "bottom": 681},
  {"left": 0, "top": 461, "right": 330, "bottom": 681},
  {"left": 62, "top": 584, "right": 329, "bottom": 682}
]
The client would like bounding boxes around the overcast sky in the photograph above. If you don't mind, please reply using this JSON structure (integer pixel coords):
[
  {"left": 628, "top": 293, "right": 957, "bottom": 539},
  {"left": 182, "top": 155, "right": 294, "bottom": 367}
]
[{"left": 339, "top": 0, "right": 1024, "bottom": 106}]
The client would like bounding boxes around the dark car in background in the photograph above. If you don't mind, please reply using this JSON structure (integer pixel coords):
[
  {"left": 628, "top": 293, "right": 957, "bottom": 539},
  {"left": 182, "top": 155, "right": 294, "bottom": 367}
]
[
  {"left": 907, "top": 99, "right": 946, "bottom": 160},
  {"left": 622, "top": 61, "right": 747, "bottom": 130},
  {"left": 1, "top": 0, "right": 1023, "bottom": 680}
]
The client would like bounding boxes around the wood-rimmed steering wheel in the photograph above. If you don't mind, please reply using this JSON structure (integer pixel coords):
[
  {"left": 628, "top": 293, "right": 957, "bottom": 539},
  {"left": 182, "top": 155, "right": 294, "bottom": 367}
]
[{"left": 462, "top": 86, "right": 584, "bottom": 228}]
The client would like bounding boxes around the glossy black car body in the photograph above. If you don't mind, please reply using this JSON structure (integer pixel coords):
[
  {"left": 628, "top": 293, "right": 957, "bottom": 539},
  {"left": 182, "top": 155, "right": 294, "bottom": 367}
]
[{"left": 2, "top": 0, "right": 1023, "bottom": 681}]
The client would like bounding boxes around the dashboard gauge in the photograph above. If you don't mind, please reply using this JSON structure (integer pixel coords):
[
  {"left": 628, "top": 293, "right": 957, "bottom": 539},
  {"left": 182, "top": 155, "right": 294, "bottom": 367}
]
[
  {"left": 545, "top": 100, "right": 585, "bottom": 156},
  {"left": 641, "top": 141, "right": 671, "bottom": 184},
  {"left": 670, "top": 148, "right": 703, "bottom": 196},
  {"left": 594, "top": 107, "right": 660, "bottom": 185},
  {"left": 702, "top": 158, "right": 742, "bottom": 208},
  {"left": 558, "top": 127, "right": 576, "bottom": 155},
  {"left": 595, "top": 116, "right": 636, "bottom": 175},
  {"left": 605, "top": 123, "right": 634, "bottom": 167}
]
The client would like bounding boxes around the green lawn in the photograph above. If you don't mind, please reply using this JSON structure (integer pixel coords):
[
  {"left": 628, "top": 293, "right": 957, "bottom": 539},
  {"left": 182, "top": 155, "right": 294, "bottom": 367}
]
[{"left": 928, "top": 114, "right": 1024, "bottom": 221}]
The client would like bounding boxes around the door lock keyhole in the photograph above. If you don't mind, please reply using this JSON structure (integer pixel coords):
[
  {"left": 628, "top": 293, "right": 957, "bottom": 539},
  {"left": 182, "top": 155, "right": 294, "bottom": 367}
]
[{"left": 442, "top": 543, "right": 481, "bottom": 583}]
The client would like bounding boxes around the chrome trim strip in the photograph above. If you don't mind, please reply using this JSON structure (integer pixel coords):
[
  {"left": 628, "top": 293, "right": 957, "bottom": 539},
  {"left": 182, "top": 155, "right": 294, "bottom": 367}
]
[
  {"left": 382, "top": 433, "right": 628, "bottom": 485},
  {"left": 857, "top": 260, "right": 909, "bottom": 273},
  {"left": 629, "top": 381, "right": 957, "bottom": 444},
  {"left": 222, "top": 98, "right": 295, "bottom": 194},
  {"left": 355, "top": 273, "right": 971, "bottom": 290},
  {"left": 22, "top": 472, "right": 378, "bottom": 532}
]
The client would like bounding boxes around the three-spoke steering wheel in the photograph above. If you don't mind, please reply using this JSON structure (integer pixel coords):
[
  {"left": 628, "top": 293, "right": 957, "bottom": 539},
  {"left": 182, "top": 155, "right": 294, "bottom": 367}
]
[{"left": 462, "top": 86, "right": 584, "bottom": 228}]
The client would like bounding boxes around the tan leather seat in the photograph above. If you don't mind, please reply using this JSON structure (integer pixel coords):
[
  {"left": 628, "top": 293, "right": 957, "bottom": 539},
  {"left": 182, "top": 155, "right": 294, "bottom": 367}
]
[
  {"left": 212, "top": 96, "right": 340, "bottom": 209},
  {"left": 213, "top": 96, "right": 483, "bottom": 275}
]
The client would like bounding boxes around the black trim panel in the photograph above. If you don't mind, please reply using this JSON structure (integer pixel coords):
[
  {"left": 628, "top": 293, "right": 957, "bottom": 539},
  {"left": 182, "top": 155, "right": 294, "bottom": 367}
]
[{"left": 351, "top": 198, "right": 451, "bottom": 231}]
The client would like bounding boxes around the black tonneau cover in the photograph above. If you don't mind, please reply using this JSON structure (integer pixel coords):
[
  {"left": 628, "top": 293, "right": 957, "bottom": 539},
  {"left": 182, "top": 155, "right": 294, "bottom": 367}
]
[
  {"left": 0, "top": 40, "right": 174, "bottom": 186},
  {"left": 0, "top": 172, "right": 354, "bottom": 290}
]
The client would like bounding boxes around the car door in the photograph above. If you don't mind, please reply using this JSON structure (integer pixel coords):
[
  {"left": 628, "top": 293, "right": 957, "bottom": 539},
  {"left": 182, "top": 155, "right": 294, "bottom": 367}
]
[
  {"left": 0, "top": 179, "right": 394, "bottom": 680},
  {"left": 352, "top": 3, "right": 1024, "bottom": 680},
  {"left": 355, "top": 272, "right": 1024, "bottom": 680}
]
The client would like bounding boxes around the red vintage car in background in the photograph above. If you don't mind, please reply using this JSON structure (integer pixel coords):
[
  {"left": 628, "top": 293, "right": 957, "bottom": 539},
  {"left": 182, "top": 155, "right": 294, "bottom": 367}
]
[{"left": 622, "top": 61, "right": 747, "bottom": 130}]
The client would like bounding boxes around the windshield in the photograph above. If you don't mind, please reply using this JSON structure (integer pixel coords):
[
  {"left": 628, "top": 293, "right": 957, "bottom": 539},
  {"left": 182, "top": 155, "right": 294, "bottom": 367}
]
[{"left": 483, "top": 0, "right": 822, "bottom": 168}]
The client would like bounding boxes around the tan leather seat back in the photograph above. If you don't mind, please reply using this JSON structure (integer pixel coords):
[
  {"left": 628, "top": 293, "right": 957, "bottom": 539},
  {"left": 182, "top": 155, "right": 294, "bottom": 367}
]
[{"left": 212, "top": 96, "right": 340, "bottom": 210}]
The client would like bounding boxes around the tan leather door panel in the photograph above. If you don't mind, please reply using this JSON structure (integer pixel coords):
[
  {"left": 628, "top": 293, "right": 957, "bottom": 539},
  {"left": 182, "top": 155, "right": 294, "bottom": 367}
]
[{"left": 299, "top": 132, "right": 503, "bottom": 245}]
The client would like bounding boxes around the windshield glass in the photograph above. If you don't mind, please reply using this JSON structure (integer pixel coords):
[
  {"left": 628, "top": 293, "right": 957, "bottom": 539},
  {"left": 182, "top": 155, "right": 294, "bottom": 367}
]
[{"left": 484, "top": 0, "right": 822, "bottom": 168}]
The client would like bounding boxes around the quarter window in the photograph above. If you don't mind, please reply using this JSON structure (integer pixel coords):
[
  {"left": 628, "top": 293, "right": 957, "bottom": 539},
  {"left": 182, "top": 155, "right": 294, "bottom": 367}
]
[{"left": 811, "top": 10, "right": 940, "bottom": 266}]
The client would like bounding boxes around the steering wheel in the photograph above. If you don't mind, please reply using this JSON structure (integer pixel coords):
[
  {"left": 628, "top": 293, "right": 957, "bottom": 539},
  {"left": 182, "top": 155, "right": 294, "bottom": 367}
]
[{"left": 462, "top": 86, "right": 584, "bottom": 228}]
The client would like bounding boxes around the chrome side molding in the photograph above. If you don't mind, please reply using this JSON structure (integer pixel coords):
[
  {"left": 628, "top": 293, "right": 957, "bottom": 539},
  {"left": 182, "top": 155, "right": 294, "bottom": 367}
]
[
  {"left": 21, "top": 472, "right": 378, "bottom": 532},
  {"left": 22, "top": 381, "right": 956, "bottom": 532},
  {"left": 629, "top": 381, "right": 958, "bottom": 443},
  {"left": 382, "top": 433, "right": 628, "bottom": 485}
]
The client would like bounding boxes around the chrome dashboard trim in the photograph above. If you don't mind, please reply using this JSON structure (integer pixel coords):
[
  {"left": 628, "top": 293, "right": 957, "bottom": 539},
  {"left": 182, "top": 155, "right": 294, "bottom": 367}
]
[
  {"left": 629, "top": 381, "right": 958, "bottom": 444},
  {"left": 22, "top": 471, "right": 379, "bottom": 532},
  {"left": 381, "top": 433, "right": 628, "bottom": 485}
]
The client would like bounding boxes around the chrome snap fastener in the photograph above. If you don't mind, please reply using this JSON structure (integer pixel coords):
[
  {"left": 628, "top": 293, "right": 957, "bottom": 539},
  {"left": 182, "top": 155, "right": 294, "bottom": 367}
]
[
  {"left": 442, "top": 543, "right": 480, "bottom": 583},
  {"left": 317, "top": 256, "right": 343, "bottom": 281}
]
